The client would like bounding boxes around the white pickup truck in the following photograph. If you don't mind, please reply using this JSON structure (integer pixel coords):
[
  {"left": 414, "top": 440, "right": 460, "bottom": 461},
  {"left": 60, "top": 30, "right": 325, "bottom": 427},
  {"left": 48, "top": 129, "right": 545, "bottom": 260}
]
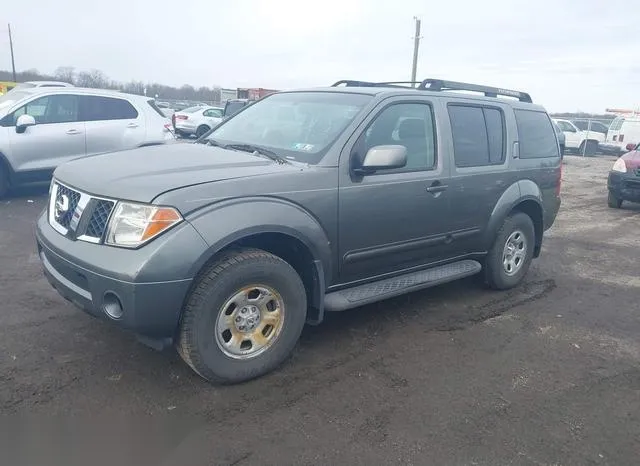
[{"left": 553, "top": 118, "right": 605, "bottom": 155}]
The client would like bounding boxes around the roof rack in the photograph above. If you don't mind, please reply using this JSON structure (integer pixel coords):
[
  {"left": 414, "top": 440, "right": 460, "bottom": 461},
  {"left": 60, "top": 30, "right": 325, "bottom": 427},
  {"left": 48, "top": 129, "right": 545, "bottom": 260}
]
[
  {"left": 331, "top": 80, "right": 420, "bottom": 89},
  {"left": 330, "top": 78, "right": 532, "bottom": 103},
  {"left": 418, "top": 79, "right": 532, "bottom": 103}
]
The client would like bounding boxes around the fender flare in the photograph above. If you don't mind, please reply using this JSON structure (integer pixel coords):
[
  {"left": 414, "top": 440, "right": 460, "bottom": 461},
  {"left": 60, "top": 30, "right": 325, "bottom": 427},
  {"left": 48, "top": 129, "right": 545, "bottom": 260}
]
[
  {"left": 186, "top": 196, "right": 333, "bottom": 287},
  {"left": 484, "top": 179, "right": 544, "bottom": 251}
]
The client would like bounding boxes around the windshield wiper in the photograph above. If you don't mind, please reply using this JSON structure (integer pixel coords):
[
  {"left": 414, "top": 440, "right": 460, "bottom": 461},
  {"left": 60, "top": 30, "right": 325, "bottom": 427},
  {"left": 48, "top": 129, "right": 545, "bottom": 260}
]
[{"left": 224, "top": 144, "right": 290, "bottom": 164}]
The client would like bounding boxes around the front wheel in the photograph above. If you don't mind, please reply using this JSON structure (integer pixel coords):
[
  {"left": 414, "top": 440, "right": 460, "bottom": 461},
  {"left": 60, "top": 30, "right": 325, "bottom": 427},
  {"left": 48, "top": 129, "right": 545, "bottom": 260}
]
[
  {"left": 195, "top": 125, "right": 210, "bottom": 138},
  {"left": 178, "top": 248, "right": 307, "bottom": 384},
  {"left": 608, "top": 191, "right": 622, "bottom": 208},
  {"left": 484, "top": 213, "right": 535, "bottom": 290}
]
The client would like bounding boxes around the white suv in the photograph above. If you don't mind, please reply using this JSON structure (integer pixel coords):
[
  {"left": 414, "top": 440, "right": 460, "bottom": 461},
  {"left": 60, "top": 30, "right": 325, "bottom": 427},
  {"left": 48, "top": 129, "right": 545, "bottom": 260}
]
[{"left": 0, "top": 87, "right": 174, "bottom": 197}]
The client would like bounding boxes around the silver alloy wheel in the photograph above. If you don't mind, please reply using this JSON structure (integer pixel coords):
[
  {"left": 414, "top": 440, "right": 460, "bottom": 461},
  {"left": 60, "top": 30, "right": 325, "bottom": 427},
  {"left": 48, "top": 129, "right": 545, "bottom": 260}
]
[
  {"left": 215, "top": 285, "right": 285, "bottom": 359},
  {"left": 502, "top": 230, "right": 527, "bottom": 276}
]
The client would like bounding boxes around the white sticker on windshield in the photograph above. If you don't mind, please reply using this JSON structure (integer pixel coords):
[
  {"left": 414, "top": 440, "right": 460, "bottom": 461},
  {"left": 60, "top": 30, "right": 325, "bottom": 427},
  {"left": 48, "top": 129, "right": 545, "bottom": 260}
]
[{"left": 293, "top": 143, "right": 315, "bottom": 151}]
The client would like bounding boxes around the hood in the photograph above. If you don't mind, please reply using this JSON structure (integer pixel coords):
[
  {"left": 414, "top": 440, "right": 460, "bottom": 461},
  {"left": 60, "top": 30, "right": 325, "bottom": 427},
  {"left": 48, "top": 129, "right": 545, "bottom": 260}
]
[
  {"left": 621, "top": 150, "right": 640, "bottom": 170},
  {"left": 53, "top": 142, "right": 299, "bottom": 203}
]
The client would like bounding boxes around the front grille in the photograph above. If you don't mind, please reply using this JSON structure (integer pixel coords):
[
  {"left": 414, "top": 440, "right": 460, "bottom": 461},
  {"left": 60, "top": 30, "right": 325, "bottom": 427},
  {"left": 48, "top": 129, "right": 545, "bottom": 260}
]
[
  {"left": 54, "top": 184, "right": 81, "bottom": 229},
  {"left": 48, "top": 181, "right": 116, "bottom": 244},
  {"left": 85, "top": 200, "right": 115, "bottom": 239}
]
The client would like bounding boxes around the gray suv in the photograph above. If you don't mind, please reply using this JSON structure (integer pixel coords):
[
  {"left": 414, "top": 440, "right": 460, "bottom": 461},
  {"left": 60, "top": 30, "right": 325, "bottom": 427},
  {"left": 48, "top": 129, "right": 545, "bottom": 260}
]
[
  {"left": 36, "top": 79, "right": 562, "bottom": 384},
  {"left": 0, "top": 87, "right": 174, "bottom": 197}
]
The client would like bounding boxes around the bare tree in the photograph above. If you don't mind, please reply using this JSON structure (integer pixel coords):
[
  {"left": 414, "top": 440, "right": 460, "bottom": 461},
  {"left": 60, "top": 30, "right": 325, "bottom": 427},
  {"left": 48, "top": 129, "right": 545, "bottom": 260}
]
[
  {"left": 76, "top": 69, "right": 108, "bottom": 88},
  {"left": 54, "top": 66, "right": 76, "bottom": 84}
]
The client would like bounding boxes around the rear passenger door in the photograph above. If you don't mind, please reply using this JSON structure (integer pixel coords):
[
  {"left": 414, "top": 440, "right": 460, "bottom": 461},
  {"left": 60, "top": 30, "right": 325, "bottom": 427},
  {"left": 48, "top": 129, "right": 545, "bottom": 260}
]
[
  {"left": 80, "top": 95, "right": 145, "bottom": 156},
  {"left": 444, "top": 101, "right": 516, "bottom": 254}
]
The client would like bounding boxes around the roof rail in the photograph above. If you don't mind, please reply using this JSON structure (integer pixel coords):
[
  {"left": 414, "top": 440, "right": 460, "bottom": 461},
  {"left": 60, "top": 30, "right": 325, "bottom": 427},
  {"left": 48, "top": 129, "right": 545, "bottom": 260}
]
[
  {"left": 418, "top": 79, "right": 532, "bottom": 103},
  {"left": 331, "top": 80, "right": 420, "bottom": 89}
]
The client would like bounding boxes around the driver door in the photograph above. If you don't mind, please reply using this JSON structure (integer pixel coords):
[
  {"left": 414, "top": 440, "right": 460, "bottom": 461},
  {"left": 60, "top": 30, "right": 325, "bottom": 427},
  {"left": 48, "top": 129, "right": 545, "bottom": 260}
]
[{"left": 7, "top": 94, "right": 86, "bottom": 173}]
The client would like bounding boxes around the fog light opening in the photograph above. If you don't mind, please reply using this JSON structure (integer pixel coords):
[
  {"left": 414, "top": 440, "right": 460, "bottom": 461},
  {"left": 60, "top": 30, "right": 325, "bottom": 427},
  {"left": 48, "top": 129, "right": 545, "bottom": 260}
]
[{"left": 103, "top": 292, "right": 124, "bottom": 320}]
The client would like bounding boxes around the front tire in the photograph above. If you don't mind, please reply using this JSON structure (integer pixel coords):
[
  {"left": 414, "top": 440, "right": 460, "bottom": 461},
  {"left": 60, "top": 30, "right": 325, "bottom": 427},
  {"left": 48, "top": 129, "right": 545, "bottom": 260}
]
[
  {"left": 608, "top": 191, "right": 622, "bottom": 208},
  {"left": 178, "top": 248, "right": 307, "bottom": 384},
  {"left": 195, "top": 125, "right": 210, "bottom": 138},
  {"left": 0, "top": 163, "right": 9, "bottom": 198},
  {"left": 485, "top": 213, "right": 535, "bottom": 290}
]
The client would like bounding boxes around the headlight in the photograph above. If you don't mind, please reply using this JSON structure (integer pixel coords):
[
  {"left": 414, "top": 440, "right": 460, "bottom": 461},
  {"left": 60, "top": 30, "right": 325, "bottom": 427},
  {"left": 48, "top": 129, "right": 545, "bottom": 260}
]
[
  {"left": 105, "top": 202, "right": 182, "bottom": 248},
  {"left": 612, "top": 158, "right": 627, "bottom": 173}
]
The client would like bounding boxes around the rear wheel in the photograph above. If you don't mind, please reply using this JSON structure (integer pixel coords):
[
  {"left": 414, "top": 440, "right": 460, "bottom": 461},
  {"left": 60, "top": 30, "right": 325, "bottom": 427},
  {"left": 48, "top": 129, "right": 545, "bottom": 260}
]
[
  {"left": 579, "top": 140, "right": 598, "bottom": 156},
  {"left": 195, "top": 125, "right": 210, "bottom": 138},
  {"left": 178, "top": 248, "right": 307, "bottom": 384},
  {"left": 608, "top": 191, "right": 622, "bottom": 208},
  {"left": 484, "top": 213, "right": 535, "bottom": 290},
  {"left": 0, "top": 162, "right": 9, "bottom": 198}
]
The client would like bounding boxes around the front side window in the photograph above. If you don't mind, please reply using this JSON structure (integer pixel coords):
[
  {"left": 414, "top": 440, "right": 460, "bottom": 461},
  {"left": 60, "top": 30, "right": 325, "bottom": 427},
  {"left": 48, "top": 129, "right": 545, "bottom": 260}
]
[
  {"left": 356, "top": 102, "right": 436, "bottom": 172},
  {"left": 80, "top": 96, "right": 138, "bottom": 121},
  {"left": 11, "top": 94, "right": 79, "bottom": 125},
  {"left": 208, "top": 92, "right": 372, "bottom": 164},
  {"left": 449, "top": 104, "right": 505, "bottom": 167},
  {"left": 515, "top": 110, "right": 560, "bottom": 159},
  {"left": 556, "top": 120, "right": 575, "bottom": 132},
  {"left": 204, "top": 108, "right": 223, "bottom": 118}
]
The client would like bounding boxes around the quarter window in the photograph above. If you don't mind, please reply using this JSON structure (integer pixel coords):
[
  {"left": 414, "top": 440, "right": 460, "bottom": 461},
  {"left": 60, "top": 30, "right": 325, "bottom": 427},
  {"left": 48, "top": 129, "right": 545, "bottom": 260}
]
[
  {"left": 448, "top": 105, "right": 505, "bottom": 167},
  {"left": 80, "top": 96, "right": 139, "bottom": 121},
  {"left": 515, "top": 110, "right": 560, "bottom": 159},
  {"left": 357, "top": 103, "right": 437, "bottom": 172}
]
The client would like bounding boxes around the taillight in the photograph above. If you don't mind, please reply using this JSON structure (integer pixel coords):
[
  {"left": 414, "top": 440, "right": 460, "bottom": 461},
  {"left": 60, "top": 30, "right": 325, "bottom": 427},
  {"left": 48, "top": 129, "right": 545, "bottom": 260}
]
[{"left": 176, "top": 115, "right": 188, "bottom": 120}]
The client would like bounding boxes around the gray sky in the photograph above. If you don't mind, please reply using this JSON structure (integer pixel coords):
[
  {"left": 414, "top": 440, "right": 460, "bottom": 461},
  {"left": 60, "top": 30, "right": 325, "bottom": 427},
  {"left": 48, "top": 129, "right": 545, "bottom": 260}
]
[{"left": 3, "top": 0, "right": 639, "bottom": 112}]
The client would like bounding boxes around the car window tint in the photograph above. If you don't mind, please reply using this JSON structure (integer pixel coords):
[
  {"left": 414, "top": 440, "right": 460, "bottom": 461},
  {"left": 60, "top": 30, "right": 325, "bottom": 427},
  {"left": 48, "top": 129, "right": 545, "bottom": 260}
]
[
  {"left": 81, "top": 96, "right": 139, "bottom": 121},
  {"left": 358, "top": 103, "right": 436, "bottom": 172},
  {"left": 449, "top": 105, "right": 489, "bottom": 167},
  {"left": 484, "top": 108, "right": 505, "bottom": 164},
  {"left": 12, "top": 94, "right": 79, "bottom": 124},
  {"left": 515, "top": 110, "right": 560, "bottom": 159}
]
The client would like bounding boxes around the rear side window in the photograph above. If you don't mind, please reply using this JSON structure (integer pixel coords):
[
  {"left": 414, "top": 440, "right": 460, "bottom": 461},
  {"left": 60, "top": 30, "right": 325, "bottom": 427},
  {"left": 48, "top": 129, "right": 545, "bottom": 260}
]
[
  {"left": 448, "top": 105, "right": 505, "bottom": 167},
  {"left": 80, "top": 96, "right": 139, "bottom": 121},
  {"left": 514, "top": 110, "right": 559, "bottom": 159}
]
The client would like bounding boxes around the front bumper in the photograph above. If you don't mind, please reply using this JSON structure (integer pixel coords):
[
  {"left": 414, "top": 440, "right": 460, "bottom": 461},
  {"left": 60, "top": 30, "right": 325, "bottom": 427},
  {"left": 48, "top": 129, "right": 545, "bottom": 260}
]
[
  {"left": 36, "top": 211, "right": 209, "bottom": 345},
  {"left": 608, "top": 171, "right": 640, "bottom": 203}
]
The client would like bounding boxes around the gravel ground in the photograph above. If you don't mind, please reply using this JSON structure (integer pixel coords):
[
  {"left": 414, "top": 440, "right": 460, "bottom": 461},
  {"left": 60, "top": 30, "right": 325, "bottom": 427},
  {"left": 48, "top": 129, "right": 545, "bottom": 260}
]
[{"left": 1, "top": 155, "right": 639, "bottom": 466}]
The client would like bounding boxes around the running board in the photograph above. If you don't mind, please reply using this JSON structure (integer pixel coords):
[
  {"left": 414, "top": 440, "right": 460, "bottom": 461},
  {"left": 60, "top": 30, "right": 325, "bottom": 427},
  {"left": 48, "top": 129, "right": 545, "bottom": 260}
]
[{"left": 324, "top": 260, "right": 482, "bottom": 312}]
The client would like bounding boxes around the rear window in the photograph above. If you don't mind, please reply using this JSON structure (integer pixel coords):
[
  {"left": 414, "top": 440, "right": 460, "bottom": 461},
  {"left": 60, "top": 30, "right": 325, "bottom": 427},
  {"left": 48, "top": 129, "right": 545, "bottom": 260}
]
[
  {"left": 609, "top": 117, "right": 625, "bottom": 131},
  {"left": 181, "top": 106, "right": 204, "bottom": 113},
  {"left": 80, "top": 96, "right": 139, "bottom": 121},
  {"left": 514, "top": 110, "right": 559, "bottom": 159}
]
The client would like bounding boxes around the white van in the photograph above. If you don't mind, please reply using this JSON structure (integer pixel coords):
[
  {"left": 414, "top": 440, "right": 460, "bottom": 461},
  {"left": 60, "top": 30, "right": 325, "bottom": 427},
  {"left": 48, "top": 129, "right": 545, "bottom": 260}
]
[{"left": 600, "top": 115, "right": 640, "bottom": 154}]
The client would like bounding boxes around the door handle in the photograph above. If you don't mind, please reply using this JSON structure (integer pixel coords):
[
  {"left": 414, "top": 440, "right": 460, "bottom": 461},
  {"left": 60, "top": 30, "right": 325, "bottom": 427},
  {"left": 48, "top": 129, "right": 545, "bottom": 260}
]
[
  {"left": 126, "top": 123, "right": 139, "bottom": 128},
  {"left": 426, "top": 182, "right": 448, "bottom": 193},
  {"left": 66, "top": 129, "right": 81, "bottom": 135}
]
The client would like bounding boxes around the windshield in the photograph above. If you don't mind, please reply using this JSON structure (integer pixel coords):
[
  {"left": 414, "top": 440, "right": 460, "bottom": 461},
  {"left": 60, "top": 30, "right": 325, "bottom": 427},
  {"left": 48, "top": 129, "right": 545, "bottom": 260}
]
[
  {"left": 224, "top": 101, "right": 247, "bottom": 117},
  {"left": 208, "top": 92, "right": 372, "bottom": 163},
  {"left": 0, "top": 90, "right": 31, "bottom": 114}
]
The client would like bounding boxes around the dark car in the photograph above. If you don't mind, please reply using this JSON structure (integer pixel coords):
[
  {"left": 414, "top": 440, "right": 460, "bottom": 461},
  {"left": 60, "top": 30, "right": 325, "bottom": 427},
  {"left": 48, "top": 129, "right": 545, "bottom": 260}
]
[
  {"left": 552, "top": 120, "right": 565, "bottom": 157},
  {"left": 607, "top": 142, "right": 640, "bottom": 208},
  {"left": 36, "top": 78, "right": 562, "bottom": 384}
]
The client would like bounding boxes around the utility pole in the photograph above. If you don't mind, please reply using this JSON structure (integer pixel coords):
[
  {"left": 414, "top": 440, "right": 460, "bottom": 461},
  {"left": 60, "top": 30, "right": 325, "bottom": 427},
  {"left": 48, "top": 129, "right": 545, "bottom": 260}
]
[
  {"left": 8, "top": 23, "right": 16, "bottom": 82},
  {"left": 410, "top": 17, "right": 422, "bottom": 87}
]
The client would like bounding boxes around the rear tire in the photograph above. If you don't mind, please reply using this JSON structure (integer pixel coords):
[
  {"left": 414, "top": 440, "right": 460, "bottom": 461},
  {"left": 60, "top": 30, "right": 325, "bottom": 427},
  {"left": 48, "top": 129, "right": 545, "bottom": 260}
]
[
  {"left": 608, "top": 191, "right": 622, "bottom": 208},
  {"left": 178, "top": 248, "right": 307, "bottom": 384},
  {"left": 484, "top": 213, "right": 535, "bottom": 290},
  {"left": 195, "top": 125, "right": 210, "bottom": 138},
  {"left": 0, "top": 162, "right": 9, "bottom": 198},
  {"left": 579, "top": 140, "right": 598, "bottom": 156}
]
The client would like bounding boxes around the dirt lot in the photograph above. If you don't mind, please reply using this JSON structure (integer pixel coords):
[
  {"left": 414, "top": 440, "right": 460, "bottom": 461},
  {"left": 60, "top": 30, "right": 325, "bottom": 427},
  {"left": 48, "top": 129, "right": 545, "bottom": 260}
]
[{"left": 1, "top": 156, "right": 639, "bottom": 465}]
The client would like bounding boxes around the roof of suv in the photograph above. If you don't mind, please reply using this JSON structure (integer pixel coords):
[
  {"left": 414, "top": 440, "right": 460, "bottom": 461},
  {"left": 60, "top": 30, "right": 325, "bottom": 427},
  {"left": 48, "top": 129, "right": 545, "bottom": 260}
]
[{"left": 13, "top": 86, "right": 153, "bottom": 103}]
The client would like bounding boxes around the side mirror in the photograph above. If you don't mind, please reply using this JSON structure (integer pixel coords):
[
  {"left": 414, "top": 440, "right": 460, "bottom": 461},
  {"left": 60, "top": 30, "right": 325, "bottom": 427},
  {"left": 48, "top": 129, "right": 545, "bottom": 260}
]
[
  {"left": 355, "top": 145, "right": 407, "bottom": 175},
  {"left": 626, "top": 143, "right": 637, "bottom": 152},
  {"left": 16, "top": 114, "right": 36, "bottom": 134}
]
